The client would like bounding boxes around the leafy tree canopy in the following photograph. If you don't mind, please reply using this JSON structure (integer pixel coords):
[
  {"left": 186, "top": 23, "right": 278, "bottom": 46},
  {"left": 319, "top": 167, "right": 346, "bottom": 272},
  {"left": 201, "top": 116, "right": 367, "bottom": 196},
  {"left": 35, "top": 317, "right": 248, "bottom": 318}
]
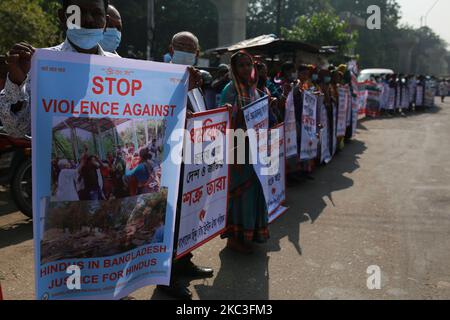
[{"left": 0, "top": 0, "right": 61, "bottom": 54}]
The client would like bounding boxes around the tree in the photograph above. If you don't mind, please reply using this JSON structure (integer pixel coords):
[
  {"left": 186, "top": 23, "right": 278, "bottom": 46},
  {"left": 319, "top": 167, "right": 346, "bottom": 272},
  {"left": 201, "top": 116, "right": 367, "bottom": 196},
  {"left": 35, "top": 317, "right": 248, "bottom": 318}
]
[
  {"left": 282, "top": 12, "right": 357, "bottom": 58},
  {"left": 247, "top": 0, "right": 333, "bottom": 38},
  {"left": 112, "top": 0, "right": 218, "bottom": 60},
  {"left": 408, "top": 26, "right": 448, "bottom": 75},
  {"left": 329, "top": 0, "right": 401, "bottom": 68},
  {"left": 0, "top": 0, "right": 61, "bottom": 54}
]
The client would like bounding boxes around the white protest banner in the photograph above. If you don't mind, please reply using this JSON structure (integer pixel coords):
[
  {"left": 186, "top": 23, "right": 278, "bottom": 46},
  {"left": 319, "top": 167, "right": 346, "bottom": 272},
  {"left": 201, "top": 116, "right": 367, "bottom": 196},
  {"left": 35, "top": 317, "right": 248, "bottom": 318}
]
[
  {"left": 357, "top": 82, "right": 367, "bottom": 118},
  {"left": 366, "top": 84, "right": 381, "bottom": 117},
  {"left": 358, "top": 89, "right": 368, "bottom": 118},
  {"left": 300, "top": 91, "right": 318, "bottom": 160},
  {"left": 243, "top": 96, "right": 270, "bottom": 207},
  {"left": 346, "top": 89, "right": 352, "bottom": 128},
  {"left": 388, "top": 85, "right": 396, "bottom": 110},
  {"left": 416, "top": 85, "right": 424, "bottom": 106},
  {"left": 267, "top": 124, "right": 288, "bottom": 223},
  {"left": 395, "top": 85, "right": 401, "bottom": 109},
  {"left": 409, "top": 81, "right": 416, "bottom": 104},
  {"left": 379, "top": 83, "right": 389, "bottom": 110},
  {"left": 332, "top": 103, "right": 338, "bottom": 156},
  {"left": 319, "top": 99, "right": 331, "bottom": 164},
  {"left": 337, "top": 86, "right": 349, "bottom": 137},
  {"left": 351, "top": 94, "right": 359, "bottom": 138},
  {"left": 177, "top": 107, "right": 230, "bottom": 258},
  {"left": 424, "top": 81, "right": 435, "bottom": 107},
  {"left": 31, "top": 50, "right": 188, "bottom": 300},
  {"left": 284, "top": 90, "right": 298, "bottom": 159},
  {"left": 401, "top": 86, "right": 409, "bottom": 109}
]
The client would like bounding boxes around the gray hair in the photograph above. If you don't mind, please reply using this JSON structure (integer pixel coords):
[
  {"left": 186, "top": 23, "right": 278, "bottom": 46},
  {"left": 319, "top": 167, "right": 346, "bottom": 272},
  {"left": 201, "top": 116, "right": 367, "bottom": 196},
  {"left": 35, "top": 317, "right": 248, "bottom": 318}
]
[{"left": 172, "top": 31, "right": 199, "bottom": 49}]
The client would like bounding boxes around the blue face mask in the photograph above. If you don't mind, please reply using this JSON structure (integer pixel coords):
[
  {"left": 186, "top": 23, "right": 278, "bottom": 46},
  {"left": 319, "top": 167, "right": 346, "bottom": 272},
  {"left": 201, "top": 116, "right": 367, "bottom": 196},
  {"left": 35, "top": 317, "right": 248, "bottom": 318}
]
[
  {"left": 99, "top": 28, "right": 121, "bottom": 52},
  {"left": 312, "top": 74, "right": 319, "bottom": 81},
  {"left": 172, "top": 50, "right": 197, "bottom": 66},
  {"left": 324, "top": 76, "right": 332, "bottom": 84},
  {"left": 67, "top": 28, "right": 104, "bottom": 50}
]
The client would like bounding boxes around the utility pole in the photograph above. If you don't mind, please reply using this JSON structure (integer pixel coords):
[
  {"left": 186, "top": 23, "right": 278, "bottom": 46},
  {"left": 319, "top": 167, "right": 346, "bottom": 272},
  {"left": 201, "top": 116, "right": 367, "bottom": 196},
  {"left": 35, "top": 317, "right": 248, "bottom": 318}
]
[
  {"left": 147, "top": 0, "right": 155, "bottom": 61},
  {"left": 421, "top": 0, "right": 440, "bottom": 27},
  {"left": 276, "top": 0, "right": 283, "bottom": 37}
]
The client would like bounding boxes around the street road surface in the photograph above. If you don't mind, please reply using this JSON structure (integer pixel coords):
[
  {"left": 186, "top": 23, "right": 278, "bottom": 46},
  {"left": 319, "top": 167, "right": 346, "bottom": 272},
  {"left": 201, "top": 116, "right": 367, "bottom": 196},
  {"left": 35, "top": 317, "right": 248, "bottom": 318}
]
[{"left": 1, "top": 98, "right": 449, "bottom": 300}]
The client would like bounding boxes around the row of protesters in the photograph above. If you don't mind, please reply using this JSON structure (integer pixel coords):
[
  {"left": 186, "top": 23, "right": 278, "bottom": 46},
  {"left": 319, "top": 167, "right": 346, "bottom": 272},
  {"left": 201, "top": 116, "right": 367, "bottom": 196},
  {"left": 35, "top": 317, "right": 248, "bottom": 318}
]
[{"left": 0, "top": 0, "right": 212, "bottom": 301}]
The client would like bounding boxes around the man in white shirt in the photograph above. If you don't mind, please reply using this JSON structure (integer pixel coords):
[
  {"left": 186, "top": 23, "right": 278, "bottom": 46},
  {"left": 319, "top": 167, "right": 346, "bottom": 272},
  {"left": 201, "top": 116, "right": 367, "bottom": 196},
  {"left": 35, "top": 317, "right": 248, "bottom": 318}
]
[{"left": 0, "top": 0, "right": 119, "bottom": 138}]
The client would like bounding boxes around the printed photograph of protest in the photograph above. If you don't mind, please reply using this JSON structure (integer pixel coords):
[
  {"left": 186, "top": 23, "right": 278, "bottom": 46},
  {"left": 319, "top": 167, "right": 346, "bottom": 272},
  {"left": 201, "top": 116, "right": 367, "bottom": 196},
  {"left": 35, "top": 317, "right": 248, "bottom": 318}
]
[
  {"left": 40, "top": 189, "right": 168, "bottom": 265},
  {"left": 51, "top": 116, "right": 166, "bottom": 202}
]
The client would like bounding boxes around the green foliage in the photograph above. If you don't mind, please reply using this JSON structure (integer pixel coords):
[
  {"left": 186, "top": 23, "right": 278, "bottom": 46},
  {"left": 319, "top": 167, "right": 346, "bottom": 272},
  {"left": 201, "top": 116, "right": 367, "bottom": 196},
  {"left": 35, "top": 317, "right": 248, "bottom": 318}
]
[
  {"left": 329, "top": 0, "right": 401, "bottom": 68},
  {"left": 53, "top": 132, "right": 75, "bottom": 160},
  {"left": 282, "top": 12, "right": 358, "bottom": 55},
  {"left": 3, "top": 0, "right": 447, "bottom": 73},
  {"left": 112, "top": 0, "right": 218, "bottom": 60},
  {"left": 247, "top": 0, "right": 333, "bottom": 38},
  {"left": 0, "top": 0, "right": 61, "bottom": 54},
  {"left": 408, "top": 26, "right": 448, "bottom": 75}
]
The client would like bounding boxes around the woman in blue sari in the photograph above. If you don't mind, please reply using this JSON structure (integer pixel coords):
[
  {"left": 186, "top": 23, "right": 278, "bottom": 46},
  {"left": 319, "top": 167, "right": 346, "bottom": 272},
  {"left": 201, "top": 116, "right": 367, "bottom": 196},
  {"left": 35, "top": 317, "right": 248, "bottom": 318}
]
[{"left": 220, "top": 51, "right": 269, "bottom": 254}]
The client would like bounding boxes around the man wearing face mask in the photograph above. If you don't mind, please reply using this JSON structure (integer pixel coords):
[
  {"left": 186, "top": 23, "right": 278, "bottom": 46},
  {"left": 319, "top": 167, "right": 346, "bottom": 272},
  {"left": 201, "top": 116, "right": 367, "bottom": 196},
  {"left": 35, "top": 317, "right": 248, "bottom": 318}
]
[
  {"left": 157, "top": 31, "right": 213, "bottom": 300},
  {"left": 169, "top": 31, "right": 204, "bottom": 114},
  {"left": 0, "top": 0, "right": 118, "bottom": 138},
  {"left": 99, "top": 5, "right": 122, "bottom": 54}
]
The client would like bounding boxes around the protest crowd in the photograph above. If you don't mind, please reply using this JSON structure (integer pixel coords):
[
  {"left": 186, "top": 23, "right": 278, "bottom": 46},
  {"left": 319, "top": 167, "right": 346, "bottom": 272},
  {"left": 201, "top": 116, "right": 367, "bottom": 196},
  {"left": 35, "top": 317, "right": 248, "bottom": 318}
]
[{"left": 0, "top": 0, "right": 447, "bottom": 301}]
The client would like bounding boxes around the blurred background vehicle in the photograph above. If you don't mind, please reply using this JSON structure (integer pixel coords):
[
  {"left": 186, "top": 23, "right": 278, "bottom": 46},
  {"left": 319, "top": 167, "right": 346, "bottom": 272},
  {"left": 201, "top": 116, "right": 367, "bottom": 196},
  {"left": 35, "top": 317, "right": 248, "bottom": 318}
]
[{"left": 0, "top": 131, "right": 32, "bottom": 218}]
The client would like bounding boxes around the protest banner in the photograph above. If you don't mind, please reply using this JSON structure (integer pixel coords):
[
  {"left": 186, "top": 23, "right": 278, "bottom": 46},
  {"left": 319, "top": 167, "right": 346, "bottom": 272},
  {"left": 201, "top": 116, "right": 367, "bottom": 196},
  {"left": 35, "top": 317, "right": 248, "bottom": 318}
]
[
  {"left": 379, "top": 83, "right": 390, "bottom": 110},
  {"left": 337, "top": 86, "right": 349, "bottom": 136},
  {"left": 424, "top": 81, "right": 435, "bottom": 107},
  {"left": 243, "top": 96, "right": 285, "bottom": 218},
  {"left": 300, "top": 91, "right": 318, "bottom": 160},
  {"left": 31, "top": 50, "right": 188, "bottom": 300},
  {"left": 416, "top": 85, "right": 424, "bottom": 106},
  {"left": 395, "top": 85, "right": 401, "bottom": 109},
  {"left": 351, "top": 94, "right": 359, "bottom": 138},
  {"left": 319, "top": 98, "right": 331, "bottom": 164},
  {"left": 284, "top": 90, "right": 298, "bottom": 159},
  {"left": 267, "top": 124, "right": 288, "bottom": 223},
  {"left": 401, "top": 86, "right": 409, "bottom": 109},
  {"left": 332, "top": 103, "right": 338, "bottom": 156},
  {"left": 357, "top": 83, "right": 367, "bottom": 117},
  {"left": 358, "top": 89, "right": 368, "bottom": 118},
  {"left": 176, "top": 108, "right": 230, "bottom": 258},
  {"left": 366, "top": 85, "right": 381, "bottom": 117},
  {"left": 388, "top": 86, "right": 396, "bottom": 110},
  {"left": 346, "top": 90, "right": 352, "bottom": 128},
  {"left": 409, "top": 81, "right": 416, "bottom": 104}
]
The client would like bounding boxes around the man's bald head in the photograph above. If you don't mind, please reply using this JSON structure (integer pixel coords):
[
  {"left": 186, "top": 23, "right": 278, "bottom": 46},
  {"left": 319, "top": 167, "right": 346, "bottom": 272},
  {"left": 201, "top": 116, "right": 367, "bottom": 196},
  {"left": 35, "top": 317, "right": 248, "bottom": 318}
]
[
  {"left": 171, "top": 31, "right": 199, "bottom": 54},
  {"left": 107, "top": 5, "right": 122, "bottom": 31}
]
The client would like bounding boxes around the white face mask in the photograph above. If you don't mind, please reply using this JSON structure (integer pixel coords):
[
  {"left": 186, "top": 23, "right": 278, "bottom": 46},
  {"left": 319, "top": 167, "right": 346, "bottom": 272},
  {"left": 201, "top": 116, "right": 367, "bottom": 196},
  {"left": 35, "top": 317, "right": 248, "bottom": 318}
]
[{"left": 172, "top": 50, "right": 196, "bottom": 66}]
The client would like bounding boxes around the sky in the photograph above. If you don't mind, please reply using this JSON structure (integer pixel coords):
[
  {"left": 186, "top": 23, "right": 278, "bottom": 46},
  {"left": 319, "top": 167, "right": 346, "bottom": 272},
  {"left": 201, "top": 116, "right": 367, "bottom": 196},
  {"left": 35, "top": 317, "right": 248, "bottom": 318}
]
[{"left": 396, "top": 0, "right": 450, "bottom": 48}]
